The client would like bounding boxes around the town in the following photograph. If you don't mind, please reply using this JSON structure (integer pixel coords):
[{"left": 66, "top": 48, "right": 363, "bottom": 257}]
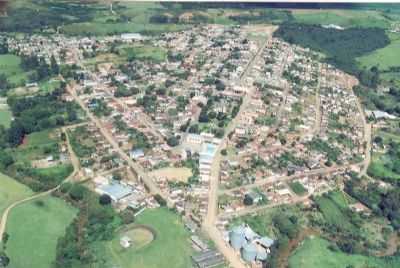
[{"left": 1, "top": 9, "right": 399, "bottom": 268}]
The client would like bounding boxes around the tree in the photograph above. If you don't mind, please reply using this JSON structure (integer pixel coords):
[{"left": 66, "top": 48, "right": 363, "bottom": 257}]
[
  {"left": 50, "top": 55, "right": 59, "bottom": 75},
  {"left": 166, "top": 136, "right": 179, "bottom": 147},
  {"left": 243, "top": 194, "right": 253, "bottom": 206},
  {"left": 99, "top": 194, "right": 112, "bottom": 206},
  {"left": 69, "top": 184, "right": 86, "bottom": 201},
  {"left": 0, "top": 252, "right": 10, "bottom": 267},
  {"left": 154, "top": 194, "right": 166, "bottom": 206}
]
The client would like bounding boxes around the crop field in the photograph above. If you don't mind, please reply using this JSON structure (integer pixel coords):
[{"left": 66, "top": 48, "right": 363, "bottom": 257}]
[
  {"left": 357, "top": 33, "right": 400, "bottom": 71},
  {"left": 0, "top": 54, "right": 29, "bottom": 86},
  {"left": 104, "top": 208, "right": 192, "bottom": 268},
  {"left": 5, "top": 196, "right": 78, "bottom": 268},
  {"left": 0, "top": 173, "right": 33, "bottom": 216},
  {"left": 291, "top": 9, "right": 391, "bottom": 29},
  {"left": 289, "top": 236, "right": 400, "bottom": 268}
]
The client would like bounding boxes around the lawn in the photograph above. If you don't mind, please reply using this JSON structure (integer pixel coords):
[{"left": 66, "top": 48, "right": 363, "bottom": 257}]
[
  {"left": 0, "top": 54, "right": 29, "bottom": 86},
  {"left": 357, "top": 33, "right": 400, "bottom": 71},
  {"left": 289, "top": 236, "right": 400, "bottom": 268},
  {"left": 105, "top": 208, "right": 192, "bottom": 268},
  {"left": 0, "top": 173, "right": 33, "bottom": 216},
  {"left": 5, "top": 196, "right": 78, "bottom": 268},
  {"left": 0, "top": 107, "right": 12, "bottom": 128}
]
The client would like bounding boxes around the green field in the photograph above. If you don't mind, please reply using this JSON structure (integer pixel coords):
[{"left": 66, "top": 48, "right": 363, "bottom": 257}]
[
  {"left": 5, "top": 196, "right": 78, "bottom": 268},
  {"left": 0, "top": 54, "right": 29, "bottom": 86},
  {"left": 314, "top": 191, "right": 354, "bottom": 231},
  {"left": 117, "top": 45, "right": 167, "bottom": 63},
  {"left": 0, "top": 107, "right": 12, "bottom": 128},
  {"left": 357, "top": 33, "right": 400, "bottom": 71},
  {"left": 288, "top": 181, "right": 307, "bottom": 195},
  {"left": 0, "top": 173, "right": 33, "bottom": 216},
  {"left": 104, "top": 208, "right": 192, "bottom": 268},
  {"left": 289, "top": 236, "right": 400, "bottom": 268},
  {"left": 292, "top": 9, "right": 391, "bottom": 28}
]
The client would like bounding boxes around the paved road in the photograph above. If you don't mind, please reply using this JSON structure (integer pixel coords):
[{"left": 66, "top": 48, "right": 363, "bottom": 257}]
[{"left": 65, "top": 82, "right": 168, "bottom": 202}]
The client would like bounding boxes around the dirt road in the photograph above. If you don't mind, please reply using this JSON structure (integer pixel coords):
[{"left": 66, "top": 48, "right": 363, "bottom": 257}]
[{"left": 65, "top": 82, "right": 168, "bottom": 203}]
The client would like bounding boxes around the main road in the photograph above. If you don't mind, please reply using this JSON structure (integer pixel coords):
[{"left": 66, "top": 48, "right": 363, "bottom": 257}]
[{"left": 202, "top": 27, "right": 277, "bottom": 268}]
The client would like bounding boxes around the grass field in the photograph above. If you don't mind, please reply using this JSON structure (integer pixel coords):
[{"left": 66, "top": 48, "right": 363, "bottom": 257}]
[
  {"left": 0, "top": 173, "right": 33, "bottom": 216},
  {"left": 5, "top": 196, "right": 78, "bottom": 268},
  {"left": 291, "top": 9, "right": 391, "bottom": 29},
  {"left": 314, "top": 191, "right": 354, "bottom": 231},
  {"left": 0, "top": 106, "right": 12, "bottom": 128},
  {"left": 357, "top": 33, "right": 400, "bottom": 71},
  {"left": 0, "top": 54, "right": 29, "bottom": 86},
  {"left": 105, "top": 208, "right": 192, "bottom": 268},
  {"left": 289, "top": 236, "right": 400, "bottom": 268},
  {"left": 288, "top": 181, "right": 307, "bottom": 195},
  {"left": 117, "top": 45, "right": 167, "bottom": 63}
]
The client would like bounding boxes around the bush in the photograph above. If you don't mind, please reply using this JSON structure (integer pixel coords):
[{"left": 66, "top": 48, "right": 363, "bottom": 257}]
[{"left": 99, "top": 194, "right": 112, "bottom": 206}]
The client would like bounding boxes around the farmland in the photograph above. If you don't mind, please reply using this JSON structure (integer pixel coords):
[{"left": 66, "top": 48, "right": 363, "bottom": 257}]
[
  {"left": 291, "top": 9, "right": 392, "bottom": 28},
  {"left": 289, "top": 236, "right": 400, "bottom": 268},
  {"left": 5, "top": 196, "right": 78, "bottom": 268},
  {"left": 357, "top": 33, "right": 400, "bottom": 71},
  {"left": 0, "top": 107, "right": 12, "bottom": 128}
]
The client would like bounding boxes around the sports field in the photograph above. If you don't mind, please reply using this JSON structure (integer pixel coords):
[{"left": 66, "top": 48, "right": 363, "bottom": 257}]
[
  {"left": 105, "top": 208, "right": 192, "bottom": 268},
  {"left": 5, "top": 196, "right": 77, "bottom": 268},
  {"left": 0, "top": 173, "right": 33, "bottom": 216},
  {"left": 289, "top": 236, "right": 400, "bottom": 268}
]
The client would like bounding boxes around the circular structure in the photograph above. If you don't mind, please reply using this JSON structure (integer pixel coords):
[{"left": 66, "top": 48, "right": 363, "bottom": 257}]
[
  {"left": 117, "top": 225, "right": 156, "bottom": 251},
  {"left": 241, "top": 242, "right": 257, "bottom": 262},
  {"left": 229, "top": 226, "right": 245, "bottom": 250}
]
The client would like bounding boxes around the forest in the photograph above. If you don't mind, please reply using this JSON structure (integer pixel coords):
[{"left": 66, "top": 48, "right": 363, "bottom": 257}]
[{"left": 274, "top": 23, "right": 390, "bottom": 87}]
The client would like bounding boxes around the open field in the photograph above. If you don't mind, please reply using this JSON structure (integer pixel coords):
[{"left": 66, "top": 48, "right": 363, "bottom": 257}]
[
  {"left": 0, "top": 173, "right": 33, "bottom": 216},
  {"left": 357, "top": 33, "right": 400, "bottom": 71},
  {"left": 110, "top": 225, "right": 155, "bottom": 252},
  {"left": 105, "top": 208, "right": 192, "bottom": 268},
  {"left": 291, "top": 9, "right": 391, "bottom": 28},
  {"left": 5, "top": 196, "right": 78, "bottom": 268},
  {"left": 149, "top": 167, "right": 192, "bottom": 182},
  {"left": 368, "top": 154, "right": 400, "bottom": 181},
  {"left": 117, "top": 45, "right": 167, "bottom": 63},
  {"left": 0, "top": 54, "right": 28, "bottom": 86},
  {"left": 289, "top": 236, "right": 400, "bottom": 268}
]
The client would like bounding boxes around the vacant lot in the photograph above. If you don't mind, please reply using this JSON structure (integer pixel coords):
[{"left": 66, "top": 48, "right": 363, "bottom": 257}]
[
  {"left": 0, "top": 173, "right": 33, "bottom": 216},
  {"left": 0, "top": 54, "right": 28, "bottom": 86},
  {"left": 105, "top": 208, "right": 192, "bottom": 268},
  {"left": 289, "top": 236, "right": 400, "bottom": 268},
  {"left": 5, "top": 196, "right": 78, "bottom": 268},
  {"left": 117, "top": 45, "right": 167, "bottom": 63},
  {"left": 149, "top": 167, "right": 192, "bottom": 182}
]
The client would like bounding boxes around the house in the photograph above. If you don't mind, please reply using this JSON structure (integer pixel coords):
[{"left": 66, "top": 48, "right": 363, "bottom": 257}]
[{"left": 130, "top": 149, "right": 145, "bottom": 159}]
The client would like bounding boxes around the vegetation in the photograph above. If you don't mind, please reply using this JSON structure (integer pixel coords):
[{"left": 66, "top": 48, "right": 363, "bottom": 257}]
[
  {"left": 288, "top": 181, "right": 307, "bottom": 195},
  {"left": 104, "top": 208, "right": 192, "bottom": 268},
  {"left": 5, "top": 196, "right": 77, "bottom": 268},
  {"left": 0, "top": 172, "right": 32, "bottom": 216},
  {"left": 274, "top": 23, "right": 390, "bottom": 87},
  {"left": 0, "top": 54, "right": 29, "bottom": 90},
  {"left": 54, "top": 184, "right": 121, "bottom": 268},
  {"left": 289, "top": 236, "right": 400, "bottom": 268}
]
